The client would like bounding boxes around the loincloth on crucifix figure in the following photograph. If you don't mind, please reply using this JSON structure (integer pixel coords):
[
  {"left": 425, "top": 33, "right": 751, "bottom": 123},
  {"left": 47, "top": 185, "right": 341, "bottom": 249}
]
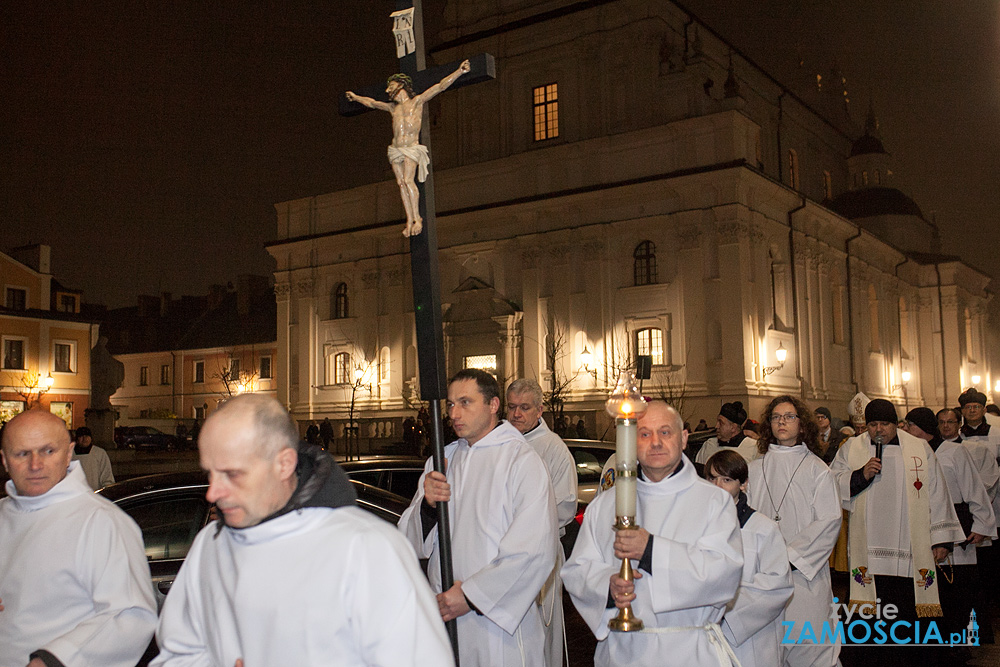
[{"left": 387, "top": 144, "right": 429, "bottom": 182}]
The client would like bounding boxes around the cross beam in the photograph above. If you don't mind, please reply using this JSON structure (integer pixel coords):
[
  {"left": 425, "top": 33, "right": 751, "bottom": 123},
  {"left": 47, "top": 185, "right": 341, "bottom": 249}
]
[{"left": 339, "top": 52, "right": 495, "bottom": 118}]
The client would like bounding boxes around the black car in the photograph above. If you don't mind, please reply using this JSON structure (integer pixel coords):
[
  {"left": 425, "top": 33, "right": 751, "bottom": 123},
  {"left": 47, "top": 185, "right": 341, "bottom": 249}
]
[
  {"left": 338, "top": 456, "right": 427, "bottom": 501},
  {"left": 117, "top": 426, "right": 179, "bottom": 451}
]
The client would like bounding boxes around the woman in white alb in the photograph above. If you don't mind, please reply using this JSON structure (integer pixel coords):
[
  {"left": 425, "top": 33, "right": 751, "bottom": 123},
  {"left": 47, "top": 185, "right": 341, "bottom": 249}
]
[{"left": 746, "top": 395, "right": 842, "bottom": 667}]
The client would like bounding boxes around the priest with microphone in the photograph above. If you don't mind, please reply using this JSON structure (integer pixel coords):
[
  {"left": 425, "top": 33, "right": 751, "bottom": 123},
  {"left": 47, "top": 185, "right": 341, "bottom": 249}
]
[{"left": 831, "top": 398, "right": 963, "bottom": 666}]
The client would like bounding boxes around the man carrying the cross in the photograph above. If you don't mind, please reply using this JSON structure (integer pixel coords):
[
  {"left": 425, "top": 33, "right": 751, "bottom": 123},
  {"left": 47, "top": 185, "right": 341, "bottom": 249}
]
[
  {"left": 399, "top": 369, "right": 558, "bottom": 666},
  {"left": 346, "top": 59, "right": 470, "bottom": 237}
]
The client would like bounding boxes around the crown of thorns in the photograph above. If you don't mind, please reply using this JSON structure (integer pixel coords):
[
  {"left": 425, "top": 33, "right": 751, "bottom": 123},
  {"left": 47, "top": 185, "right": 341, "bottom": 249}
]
[{"left": 387, "top": 73, "right": 414, "bottom": 95}]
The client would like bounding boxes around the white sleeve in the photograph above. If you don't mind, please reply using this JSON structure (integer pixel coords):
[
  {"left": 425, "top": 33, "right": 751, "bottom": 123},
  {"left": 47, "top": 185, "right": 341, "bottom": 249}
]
[
  {"left": 353, "top": 526, "right": 455, "bottom": 666},
  {"left": 560, "top": 496, "right": 619, "bottom": 641},
  {"left": 830, "top": 437, "right": 858, "bottom": 509},
  {"left": 45, "top": 511, "right": 157, "bottom": 667},
  {"left": 99, "top": 449, "right": 116, "bottom": 487},
  {"left": 396, "top": 458, "right": 438, "bottom": 557},
  {"left": 927, "top": 449, "right": 966, "bottom": 546},
  {"left": 722, "top": 517, "right": 794, "bottom": 648},
  {"left": 784, "top": 465, "right": 842, "bottom": 580},
  {"left": 547, "top": 438, "right": 579, "bottom": 528},
  {"left": 461, "top": 451, "right": 558, "bottom": 635},
  {"left": 645, "top": 494, "right": 744, "bottom": 614},
  {"left": 953, "top": 445, "right": 998, "bottom": 537}
]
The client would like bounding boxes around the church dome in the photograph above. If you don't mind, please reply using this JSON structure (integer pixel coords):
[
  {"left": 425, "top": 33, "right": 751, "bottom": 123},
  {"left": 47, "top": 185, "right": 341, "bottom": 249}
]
[{"left": 828, "top": 186, "right": 924, "bottom": 220}]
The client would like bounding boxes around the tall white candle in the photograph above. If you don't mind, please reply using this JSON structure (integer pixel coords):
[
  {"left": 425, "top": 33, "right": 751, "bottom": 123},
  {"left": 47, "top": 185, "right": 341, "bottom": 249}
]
[
  {"left": 616, "top": 419, "right": 637, "bottom": 467},
  {"left": 615, "top": 474, "right": 637, "bottom": 518}
]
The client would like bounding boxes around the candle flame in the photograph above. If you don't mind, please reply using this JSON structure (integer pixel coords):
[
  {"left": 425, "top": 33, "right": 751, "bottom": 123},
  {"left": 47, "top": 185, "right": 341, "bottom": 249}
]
[{"left": 620, "top": 401, "right": 632, "bottom": 415}]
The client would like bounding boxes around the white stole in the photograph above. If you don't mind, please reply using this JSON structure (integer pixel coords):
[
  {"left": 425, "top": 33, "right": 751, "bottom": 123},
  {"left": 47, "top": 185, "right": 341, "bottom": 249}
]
[{"left": 846, "top": 437, "right": 942, "bottom": 617}]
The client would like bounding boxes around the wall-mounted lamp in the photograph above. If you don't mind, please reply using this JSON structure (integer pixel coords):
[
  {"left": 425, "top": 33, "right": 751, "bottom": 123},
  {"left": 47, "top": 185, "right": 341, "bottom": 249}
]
[
  {"left": 580, "top": 346, "right": 598, "bottom": 379},
  {"left": 44, "top": 372, "right": 55, "bottom": 390},
  {"left": 972, "top": 374, "right": 982, "bottom": 386},
  {"left": 352, "top": 363, "right": 373, "bottom": 392},
  {"left": 762, "top": 342, "right": 787, "bottom": 378},
  {"left": 994, "top": 380, "right": 1000, "bottom": 394},
  {"left": 891, "top": 370, "right": 912, "bottom": 411}
]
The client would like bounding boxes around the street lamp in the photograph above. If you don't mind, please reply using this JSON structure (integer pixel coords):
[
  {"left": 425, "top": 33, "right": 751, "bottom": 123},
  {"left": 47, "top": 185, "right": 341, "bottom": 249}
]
[
  {"left": 580, "top": 346, "right": 597, "bottom": 379},
  {"left": 762, "top": 342, "right": 787, "bottom": 378}
]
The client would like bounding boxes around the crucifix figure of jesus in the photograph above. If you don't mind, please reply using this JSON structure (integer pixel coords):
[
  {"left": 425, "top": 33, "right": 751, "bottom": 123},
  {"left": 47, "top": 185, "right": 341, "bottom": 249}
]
[{"left": 345, "top": 59, "right": 470, "bottom": 237}]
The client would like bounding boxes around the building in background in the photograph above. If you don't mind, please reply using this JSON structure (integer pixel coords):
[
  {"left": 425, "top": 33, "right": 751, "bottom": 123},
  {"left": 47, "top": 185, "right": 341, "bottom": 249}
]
[
  {"left": 267, "top": 0, "right": 996, "bottom": 434},
  {"left": 0, "top": 244, "right": 96, "bottom": 428},
  {"left": 106, "top": 275, "right": 276, "bottom": 426}
]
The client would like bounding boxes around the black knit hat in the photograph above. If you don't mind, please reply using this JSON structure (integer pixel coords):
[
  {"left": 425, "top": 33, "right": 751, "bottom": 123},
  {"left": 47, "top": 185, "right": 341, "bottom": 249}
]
[
  {"left": 719, "top": 401, "right": 747, "bottom": 425},
  {"left": 958, "top": 387, "right": 988, "bottom": 407},
  {"left": 75, "top": 426, "right": 92, "bottom": 438},
  {"left": 905, "top": 407, "right": 939, "bottom": 439},
  {"left": 865, "top": 399, "right": 898, "bottom": 424}
]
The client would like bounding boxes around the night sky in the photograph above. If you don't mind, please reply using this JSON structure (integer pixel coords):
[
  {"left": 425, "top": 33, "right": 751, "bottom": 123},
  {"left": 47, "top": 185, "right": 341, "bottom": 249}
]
[{"left": 2, "top": 1, "right": 998, "bottom": 308}]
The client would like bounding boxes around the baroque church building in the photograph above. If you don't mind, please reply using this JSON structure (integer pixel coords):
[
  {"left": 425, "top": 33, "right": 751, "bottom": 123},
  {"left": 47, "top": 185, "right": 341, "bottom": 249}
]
[{"left": 267, "top": 0, "right": 995, "bottom": 436}]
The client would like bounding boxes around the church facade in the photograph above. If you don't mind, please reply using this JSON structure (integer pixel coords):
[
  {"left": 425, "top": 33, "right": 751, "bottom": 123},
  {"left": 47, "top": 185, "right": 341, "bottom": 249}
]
[{"left": 267, "top": 0, "right": 995, "bottom": 434}]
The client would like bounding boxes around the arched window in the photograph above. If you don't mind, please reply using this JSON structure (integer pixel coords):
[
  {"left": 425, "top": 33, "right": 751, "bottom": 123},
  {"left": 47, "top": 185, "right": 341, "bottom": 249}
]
[
  {"left": 333, "top": 283, "right": 349, "bottom": 319},
  {"left": 334, "top": 352, "right": 350, "bottom": 385},
  {"left": 633, "top": 241, "right": 657, "bottom": 286},
  {"left": 635, "top": 327, "right": 664, "bottom": 365},
  {"left": 379, "top": 346, "right": 390, "bottom": 383}
]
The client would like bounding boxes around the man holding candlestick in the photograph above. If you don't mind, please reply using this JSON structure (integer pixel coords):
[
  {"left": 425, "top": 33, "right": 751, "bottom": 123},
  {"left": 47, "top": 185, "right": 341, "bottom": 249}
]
[{"left": 562, "top": 400, "right": 744, "bottom": 666}]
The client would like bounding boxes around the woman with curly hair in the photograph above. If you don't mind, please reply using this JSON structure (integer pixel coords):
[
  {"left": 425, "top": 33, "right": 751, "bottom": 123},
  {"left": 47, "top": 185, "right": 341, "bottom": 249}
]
[{"left": 747, "top": 396, "right": 842, "bottom": 667}]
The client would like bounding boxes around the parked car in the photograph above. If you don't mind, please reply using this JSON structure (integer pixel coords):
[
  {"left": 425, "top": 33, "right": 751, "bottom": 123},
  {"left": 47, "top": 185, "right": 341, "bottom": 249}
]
[
  {"left": 117, "top": 426, "right": 179, "bottom": 451},
  {"left": 98, "top": 470, "right": 414, "bottom": 666},
  {"left": 564, "top": 438, "right": 616, "bottom": 505},
  {"left": 685, "top": 427, "right": 718, "bottom": 461},
  {"left": 339, "top": 456, "right": 427, "bottom": 501}
]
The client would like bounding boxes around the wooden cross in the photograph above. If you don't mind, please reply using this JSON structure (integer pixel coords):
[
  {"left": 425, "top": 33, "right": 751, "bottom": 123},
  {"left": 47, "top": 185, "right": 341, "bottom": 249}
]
[{"left": 340, "top": 2, "right": 495, "bottom": 661}]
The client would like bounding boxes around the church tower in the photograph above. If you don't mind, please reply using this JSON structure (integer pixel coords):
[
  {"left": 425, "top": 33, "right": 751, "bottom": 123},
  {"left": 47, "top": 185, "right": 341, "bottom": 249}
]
[
  {"left": 847, "top": 102, "right": 891, "bottom": 190},
  {"left": 828, "top": 100, "right": 939, "bottom": 253}
]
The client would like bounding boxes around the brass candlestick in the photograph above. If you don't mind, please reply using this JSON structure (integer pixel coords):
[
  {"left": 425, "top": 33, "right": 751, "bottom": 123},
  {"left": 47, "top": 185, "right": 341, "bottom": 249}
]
[{"left": 608, "top": 513, "right": 644, "bottom": 632}]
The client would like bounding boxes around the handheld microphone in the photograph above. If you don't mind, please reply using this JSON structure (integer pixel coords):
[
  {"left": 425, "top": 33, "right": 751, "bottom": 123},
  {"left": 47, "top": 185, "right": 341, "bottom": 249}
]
[{"left": 874, "top": 434, "right": 883, "bottom": 460}]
